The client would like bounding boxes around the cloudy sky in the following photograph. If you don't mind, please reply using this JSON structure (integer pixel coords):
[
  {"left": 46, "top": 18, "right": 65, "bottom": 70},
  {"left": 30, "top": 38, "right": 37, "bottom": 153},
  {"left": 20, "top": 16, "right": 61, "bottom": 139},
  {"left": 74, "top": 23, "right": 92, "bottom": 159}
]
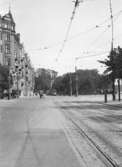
[{"left": 0, "top": 0, "right": 122, "bottom": 75}]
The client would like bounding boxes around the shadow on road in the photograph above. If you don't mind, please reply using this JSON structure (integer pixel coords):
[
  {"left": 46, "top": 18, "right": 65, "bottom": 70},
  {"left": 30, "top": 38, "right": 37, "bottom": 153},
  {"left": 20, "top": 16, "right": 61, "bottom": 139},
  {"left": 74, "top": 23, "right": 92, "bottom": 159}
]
[
  {"left": 63, "top": 101, "right": 122, "bottom": 111},
  {"left": 14, "top": 131, "right": 41, "bottom": 167},
  {"left": 59, "top": 101, "right": 122, "bottom": 124}
]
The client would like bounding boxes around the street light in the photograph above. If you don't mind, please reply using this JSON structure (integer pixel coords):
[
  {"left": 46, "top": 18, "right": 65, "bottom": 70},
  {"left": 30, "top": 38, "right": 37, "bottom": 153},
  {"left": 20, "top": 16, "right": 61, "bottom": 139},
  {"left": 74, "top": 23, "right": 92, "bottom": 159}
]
[
  {"left": 75, "top": 57, "right": 80, "bottom": 96},
  {"left": 8, "top": 56, "right": 11, "bottom": 100},
  {"left": 15, "top": 57, "right": 19, "bottom": 98},
  {"left": 109, "top": 0, "right": 116, "bottom": 101},
  {"left": 69, "top": 72, "right": 72, "bottom": 96},
  {"left": 25, "top": 64, "right": 28, "bottom": 96}
]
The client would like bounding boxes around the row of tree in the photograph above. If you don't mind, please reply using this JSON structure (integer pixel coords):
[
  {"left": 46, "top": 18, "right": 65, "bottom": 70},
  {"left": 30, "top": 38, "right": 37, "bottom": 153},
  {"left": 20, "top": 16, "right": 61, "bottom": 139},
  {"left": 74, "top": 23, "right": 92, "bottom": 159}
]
[
  {"left": 53, "top": 46, "right": 122, "bottom": 97},
  {"left": 53, "top": 69, "right": 111, "bottom": 95}
]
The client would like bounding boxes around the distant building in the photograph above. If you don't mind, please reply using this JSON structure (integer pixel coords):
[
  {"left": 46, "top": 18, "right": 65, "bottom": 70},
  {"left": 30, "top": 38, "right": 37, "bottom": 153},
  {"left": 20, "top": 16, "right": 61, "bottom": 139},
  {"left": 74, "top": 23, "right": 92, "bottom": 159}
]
[
  {"left": 35, "top": 68, "right": 57, "bottom": 90},
  {"left": 47, "top": 69, "right": 58, "bottom": 89}
]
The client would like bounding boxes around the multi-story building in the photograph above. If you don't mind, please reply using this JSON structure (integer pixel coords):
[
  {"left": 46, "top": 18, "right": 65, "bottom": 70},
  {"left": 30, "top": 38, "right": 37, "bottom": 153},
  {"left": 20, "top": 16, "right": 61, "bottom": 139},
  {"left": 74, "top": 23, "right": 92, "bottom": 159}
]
[
  {"left": 47, "top": 69, "right": 58, "bottom": 89},
  {"left": 36, "top": 68, "right": 57, "bottom": 90},
  {"left": 21, "top": 53, "right": 35, "bottom": 96},
  {"left": 0, "top": 10, "right": 15, "bottom": 66},
  {"left": 0, "top": 10, "right": 34, "bottom": 97}
]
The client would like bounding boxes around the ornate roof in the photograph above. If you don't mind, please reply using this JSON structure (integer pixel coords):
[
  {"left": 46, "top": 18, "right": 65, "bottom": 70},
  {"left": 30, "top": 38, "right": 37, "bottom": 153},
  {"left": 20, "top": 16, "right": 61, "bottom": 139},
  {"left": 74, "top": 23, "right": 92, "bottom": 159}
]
[{"left": 2, "top": 10, "right": 15, "bottom": 24}]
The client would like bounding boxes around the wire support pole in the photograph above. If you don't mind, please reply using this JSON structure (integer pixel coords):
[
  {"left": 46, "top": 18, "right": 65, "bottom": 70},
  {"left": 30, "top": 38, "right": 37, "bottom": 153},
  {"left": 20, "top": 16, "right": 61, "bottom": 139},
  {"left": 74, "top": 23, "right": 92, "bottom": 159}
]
[
  {"left": 69, "top": 73, "right": 73, "bottom": 96},
  {"left": 109, "top": 0, "right": 114, "bottom": 51},
  {"left": 75, "top": 57, "right": 79, "bottom": 96},
  {"left": 109, "top": 0, "right": 116, "bottom": 101},
  {"left": 8, "top": 57, "right": 11, "bottom": 100},
  {"left": 16, "top": 70, "right": 19, "bottom": 98}
]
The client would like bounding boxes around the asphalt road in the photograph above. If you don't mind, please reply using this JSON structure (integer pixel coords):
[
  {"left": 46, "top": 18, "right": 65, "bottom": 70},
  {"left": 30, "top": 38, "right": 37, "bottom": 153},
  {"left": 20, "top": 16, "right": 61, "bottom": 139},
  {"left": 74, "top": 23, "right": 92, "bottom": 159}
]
[
  {"left": 0, "top": 96, "right": 81, "bottom": 167},
  {"left": 0, "top": 95, "right": 122, "bottom": 167}
]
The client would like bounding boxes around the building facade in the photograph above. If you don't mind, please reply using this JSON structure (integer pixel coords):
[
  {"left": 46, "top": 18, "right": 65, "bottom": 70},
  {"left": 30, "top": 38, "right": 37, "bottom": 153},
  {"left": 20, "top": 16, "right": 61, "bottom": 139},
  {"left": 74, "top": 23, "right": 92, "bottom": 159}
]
[
  {"left": 0, "top": 10, "right": 15, "bottom": 66},
  {"left": 0, "top": 10, "right": 34, "bottom": 97}
]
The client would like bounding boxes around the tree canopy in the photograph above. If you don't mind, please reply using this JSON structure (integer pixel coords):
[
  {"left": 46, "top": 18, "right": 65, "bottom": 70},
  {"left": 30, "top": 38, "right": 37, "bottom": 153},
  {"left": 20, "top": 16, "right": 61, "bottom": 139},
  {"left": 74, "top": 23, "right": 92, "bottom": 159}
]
[
  {"left": 53, "top": 69, "right": 110, "bottom": 95},
  {"left": 99, "top": 46, "right": 122, "bottom": 79},
  {"left": 99, "top": 46, "right": 122, "bottom": 100},
  {"left": 0, "top": 65, "right": 9, "bottom": 92}
]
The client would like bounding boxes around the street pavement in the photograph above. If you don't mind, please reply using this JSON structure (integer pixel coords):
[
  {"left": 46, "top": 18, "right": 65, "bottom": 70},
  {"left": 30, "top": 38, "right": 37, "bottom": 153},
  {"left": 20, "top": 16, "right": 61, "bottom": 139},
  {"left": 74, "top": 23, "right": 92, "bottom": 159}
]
[
  {"left": 55, "top": 95, "right": 122, "bottom": 167},
  {"left": 0, "top": 96, "right": 81, "bottom": 167},
  {"left": 0, "top": 95, "right": 122, "bottom": 167}
]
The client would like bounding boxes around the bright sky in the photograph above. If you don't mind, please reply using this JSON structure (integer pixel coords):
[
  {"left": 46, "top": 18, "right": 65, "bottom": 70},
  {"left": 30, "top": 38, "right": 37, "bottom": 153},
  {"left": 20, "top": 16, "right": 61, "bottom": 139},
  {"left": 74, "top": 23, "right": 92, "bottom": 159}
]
[{"left": 0, "top": 0, "right": 122, "bottom": 75}]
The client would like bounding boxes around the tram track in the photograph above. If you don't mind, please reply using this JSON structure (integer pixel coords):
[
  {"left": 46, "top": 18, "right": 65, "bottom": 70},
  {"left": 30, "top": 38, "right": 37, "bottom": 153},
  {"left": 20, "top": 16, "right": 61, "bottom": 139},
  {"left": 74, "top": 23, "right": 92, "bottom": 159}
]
[
  {"left": 62, "top": 110, "right": 120, "bottom": 167},
  {"left": 96, "top": 102, "right": 122, "bottom": 110}
]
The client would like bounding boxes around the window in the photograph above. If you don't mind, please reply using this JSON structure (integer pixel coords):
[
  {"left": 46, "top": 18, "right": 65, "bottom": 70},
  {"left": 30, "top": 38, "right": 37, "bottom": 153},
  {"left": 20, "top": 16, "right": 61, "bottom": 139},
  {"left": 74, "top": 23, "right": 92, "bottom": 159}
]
[
  {"left": 5, "top": 33, "right": 10, "bottom": 41},
  {"left": 5, "top": 44, "right": 10, "bottom": 54},
  {"left": 4, "top": 23, "right": 7, "bottom": 28},
  {"left": 7, "top": 23, "right": 9, "bottom": 29},
  {"left": 7, "top": 33, "right": 10, "bottom": 41},
  {"left": 11, "top": 25, "right": 14, "bottom": 31}
]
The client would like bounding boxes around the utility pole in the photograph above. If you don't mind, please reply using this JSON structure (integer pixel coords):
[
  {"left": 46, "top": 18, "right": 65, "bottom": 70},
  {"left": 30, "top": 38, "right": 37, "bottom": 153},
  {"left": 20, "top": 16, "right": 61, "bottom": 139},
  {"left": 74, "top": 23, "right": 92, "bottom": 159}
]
[
  {"left": 8, "top": 57, "right": 11, "bottom": 100},
  {"left": 117, "top": 79, "right": 121, "bottom": 101},
  {"left": 16, "top": 68, "right": 19, "bottom": 98},
  {"left": 15, "top": 57, "right": 19, "bottom": 98},
  {"left": 75, "top": 57, "right": 79, "bottom": 96},
  {"left": 69, "top": 73, "right": 72, "bottom": 96},
  {"left": 109, "top": 0, "right": 115, "bottom": 101},
  {"left": 75, "top": 57, "right": 82, "bottom": 96},
  {"left": 75, "top": 66, "right": 78, "bottom": 96},
  {"left": 109, "top": 0, "right": 114, "bottom": 50},
  {"left": 25, "top": 64, "right": 28, "bottom": 96}
]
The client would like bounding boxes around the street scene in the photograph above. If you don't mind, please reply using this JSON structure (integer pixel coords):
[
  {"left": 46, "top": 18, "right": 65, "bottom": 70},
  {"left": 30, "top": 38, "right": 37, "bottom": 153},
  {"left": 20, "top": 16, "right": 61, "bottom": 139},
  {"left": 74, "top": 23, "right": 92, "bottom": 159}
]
[{"left": 0, "top": 0, "right": 122, "bottom": 166}]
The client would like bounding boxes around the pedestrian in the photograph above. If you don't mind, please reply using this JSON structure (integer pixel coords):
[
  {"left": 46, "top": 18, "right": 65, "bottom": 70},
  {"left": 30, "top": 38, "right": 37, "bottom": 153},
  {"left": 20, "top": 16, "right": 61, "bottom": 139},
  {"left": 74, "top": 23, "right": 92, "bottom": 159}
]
[{"left": 39, "top": 90, "right": 43, "bottom": 98}]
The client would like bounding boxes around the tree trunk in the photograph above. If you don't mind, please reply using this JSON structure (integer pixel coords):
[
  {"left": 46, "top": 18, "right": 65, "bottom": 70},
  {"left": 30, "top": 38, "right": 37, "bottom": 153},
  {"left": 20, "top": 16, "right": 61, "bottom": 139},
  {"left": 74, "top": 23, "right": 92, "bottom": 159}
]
[
  {"left": 118, "top": 79, "right": 121, "bottom": 101},
  {"left": 112, "top": 78, "right": 115, "bottom": 101}
]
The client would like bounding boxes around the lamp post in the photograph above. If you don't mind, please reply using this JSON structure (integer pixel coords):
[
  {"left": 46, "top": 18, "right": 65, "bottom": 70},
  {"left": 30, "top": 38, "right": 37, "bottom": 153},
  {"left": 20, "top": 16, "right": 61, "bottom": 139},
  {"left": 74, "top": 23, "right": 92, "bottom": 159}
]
[
  {"left": 75, "top": 66, "right": 78, "bottom": 96},
  {"left": 75, "top": 57, "right": 79, "bottom": 96},
  {"left": 8, "top": 57, "right": 11, "bottom": 100},
  {"left": 109, "top": 0, "right": 115, "bottom": 101},
  {"left": 15, "top": 57, "right": 19, "bottom": 98},
  {"left": 117, "top": 79, "right": 121, "bottom": 101},
  {"left": 69, "top": 72, "right": 72, "bottom": 96},
  {"left": 25, "top": 64, "right": 28, "bottom": 96}
]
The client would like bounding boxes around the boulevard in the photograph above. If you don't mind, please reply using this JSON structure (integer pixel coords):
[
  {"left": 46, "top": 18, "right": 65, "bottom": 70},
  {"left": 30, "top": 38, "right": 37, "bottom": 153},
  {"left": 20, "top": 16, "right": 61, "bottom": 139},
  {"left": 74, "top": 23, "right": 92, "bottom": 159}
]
[
  {"left": 0, "top": 1, "right": 122, "bottom": 167},
  {"left": 0, "top": 95, "right": 122, "bottom": 167}
]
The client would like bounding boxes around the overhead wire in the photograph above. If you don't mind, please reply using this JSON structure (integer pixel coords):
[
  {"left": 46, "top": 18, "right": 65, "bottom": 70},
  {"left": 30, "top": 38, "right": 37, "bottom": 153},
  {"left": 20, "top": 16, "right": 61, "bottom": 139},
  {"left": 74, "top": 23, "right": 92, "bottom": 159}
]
[
  {"left": 49, "top": 8, "right": 122, "bottom": 71},
  {"left": 74, "top": 11, "right": 122, "bottom": 63},
  {"left": 68, "top": 9, "right": 122, "bottom": 42},
  {"left": 87, "top": 10, "right": 122, "bottom": 50},
  {"left": 73, "top": 10, "right": 122, "bottom": 63},
  {"left": 80, "top": 51, "right": 109, "bottom": 59},
  {"left": 30, "top": 9, "right": 122, "bottom": 53},
  {"left": 55, "top": 0, "right": 83, "bottom": 61},
  {"left": 56, "top": 9, "right": 122, "bottom": 54},
  {"left": 29, "top": 8, "right": 122, "bottom": 71}
]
